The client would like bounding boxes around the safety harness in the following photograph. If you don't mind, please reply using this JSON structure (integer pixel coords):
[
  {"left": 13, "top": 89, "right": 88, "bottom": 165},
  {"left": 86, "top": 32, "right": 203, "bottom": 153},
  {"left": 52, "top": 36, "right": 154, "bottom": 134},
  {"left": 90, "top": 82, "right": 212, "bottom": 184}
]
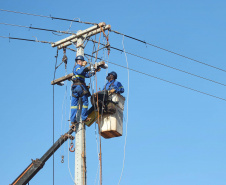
[
  {"left": 72, "top": 78, "right": 91, "bottom": 98},
  {"left": 104, "top": 80, "right": 115, "bottom": 91}
]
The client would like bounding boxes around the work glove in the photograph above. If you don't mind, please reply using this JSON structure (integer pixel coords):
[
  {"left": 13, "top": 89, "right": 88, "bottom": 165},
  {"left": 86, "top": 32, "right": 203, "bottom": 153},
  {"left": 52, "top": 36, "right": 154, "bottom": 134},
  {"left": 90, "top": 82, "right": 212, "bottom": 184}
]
[
  {"left": 95, "top": 68, "right": 101, "bottom": 72},
  {"left": 108, "top": 89, "right": 115, "bottom": 94},
  {"left": 82, "top": 61, "right": 87, "bottom": 67},
  {"left": 83, "top": 67, "right": 89, "bottom": 72}
]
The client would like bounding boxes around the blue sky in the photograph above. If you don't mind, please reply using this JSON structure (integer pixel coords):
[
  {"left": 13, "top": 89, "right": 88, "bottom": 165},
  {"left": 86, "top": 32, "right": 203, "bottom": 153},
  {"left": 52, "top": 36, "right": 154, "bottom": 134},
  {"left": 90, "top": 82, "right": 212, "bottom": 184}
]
[{"left": 1, "top": 0, "right": 226, "bottom": 185}]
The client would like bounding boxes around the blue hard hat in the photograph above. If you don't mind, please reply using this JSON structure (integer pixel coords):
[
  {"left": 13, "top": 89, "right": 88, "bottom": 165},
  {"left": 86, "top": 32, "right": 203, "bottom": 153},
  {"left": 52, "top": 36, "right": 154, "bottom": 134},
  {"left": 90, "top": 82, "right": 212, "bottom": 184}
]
[
  {"left": 75, "top": 55, "right": 85, "bottom": 61},
  {"left": 108, "top": 71, "right": 117, "bottom": 79}
]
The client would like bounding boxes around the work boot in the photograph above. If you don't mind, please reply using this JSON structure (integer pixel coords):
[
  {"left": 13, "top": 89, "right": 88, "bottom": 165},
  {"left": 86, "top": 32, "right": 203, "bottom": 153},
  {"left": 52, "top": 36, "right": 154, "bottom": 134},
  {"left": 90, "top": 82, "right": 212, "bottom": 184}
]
[
  {"left": 82, "top": 117, "right": 91, "bottom": 123},
  {"left": 70, "top": 121, "right": 78, "bottom": 131},
  {"left": 71, "top": 120, "right": 78, "bottom": 125}
]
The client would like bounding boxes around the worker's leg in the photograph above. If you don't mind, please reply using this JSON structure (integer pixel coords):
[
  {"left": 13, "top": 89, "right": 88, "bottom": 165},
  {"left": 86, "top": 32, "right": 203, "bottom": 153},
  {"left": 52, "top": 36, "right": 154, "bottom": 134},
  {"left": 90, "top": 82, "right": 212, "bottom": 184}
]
[
  {"left": 81, "top": 94, "right": 89, "bottom": 121},
  {"left": 71, "top": 85, "right": 79, "bottom": 123}
]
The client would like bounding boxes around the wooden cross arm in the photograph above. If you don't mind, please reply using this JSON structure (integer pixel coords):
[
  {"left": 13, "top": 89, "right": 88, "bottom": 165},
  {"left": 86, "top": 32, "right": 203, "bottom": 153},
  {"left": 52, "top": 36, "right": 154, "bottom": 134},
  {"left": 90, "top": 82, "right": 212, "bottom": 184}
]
[
  {"left": 51, "top": 73, "right": 73, "bottom": 85},
  {"left": 51, "top": 61, "right": 106, "bottom": 85}
]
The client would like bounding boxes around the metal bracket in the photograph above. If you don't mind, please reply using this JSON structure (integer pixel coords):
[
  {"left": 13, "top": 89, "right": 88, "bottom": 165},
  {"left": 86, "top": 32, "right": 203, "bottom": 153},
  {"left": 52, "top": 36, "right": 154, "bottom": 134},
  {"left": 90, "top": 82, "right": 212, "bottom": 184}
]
[
  {"left": 61, "top": 133, "right": 75, "bottom": 140},
  {"left": 31, "top": 158, "right": 44, "bottom": 168}
]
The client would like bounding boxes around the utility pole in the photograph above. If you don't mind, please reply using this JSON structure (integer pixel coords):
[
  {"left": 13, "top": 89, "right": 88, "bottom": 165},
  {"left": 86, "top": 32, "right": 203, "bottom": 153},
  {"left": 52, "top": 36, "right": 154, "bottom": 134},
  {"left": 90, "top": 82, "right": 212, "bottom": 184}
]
[
  {"left": 74, "top": 34, "right": 86, "bottom": 185},
  {"left": 51, "top": 23, "right": 111, "bottom": 185}
]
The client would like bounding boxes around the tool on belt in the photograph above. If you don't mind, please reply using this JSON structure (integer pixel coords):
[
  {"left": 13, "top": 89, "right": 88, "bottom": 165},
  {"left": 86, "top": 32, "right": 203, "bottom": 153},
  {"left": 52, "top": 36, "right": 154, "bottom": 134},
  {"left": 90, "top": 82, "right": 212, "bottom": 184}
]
[{"left": 72, "top": 79, "right": 91, "bottom": 97}]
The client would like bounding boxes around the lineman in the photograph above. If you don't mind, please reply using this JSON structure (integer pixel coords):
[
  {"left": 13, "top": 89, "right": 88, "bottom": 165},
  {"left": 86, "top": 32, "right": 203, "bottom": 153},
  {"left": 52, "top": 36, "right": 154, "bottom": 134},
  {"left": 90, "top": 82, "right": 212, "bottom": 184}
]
[
  {"left": 103, "top": 71, "right": 124, "bottom": 94},
  {"left": 71, "top": 55, "right": 98, "bottom": 124}
]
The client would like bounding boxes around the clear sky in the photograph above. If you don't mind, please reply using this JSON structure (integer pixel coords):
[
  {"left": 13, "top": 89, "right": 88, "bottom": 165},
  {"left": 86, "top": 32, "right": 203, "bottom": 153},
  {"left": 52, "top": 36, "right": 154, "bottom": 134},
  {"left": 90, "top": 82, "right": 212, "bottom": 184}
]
[{"left": 1, "top": 1, "right": 226, "bottom": 185}]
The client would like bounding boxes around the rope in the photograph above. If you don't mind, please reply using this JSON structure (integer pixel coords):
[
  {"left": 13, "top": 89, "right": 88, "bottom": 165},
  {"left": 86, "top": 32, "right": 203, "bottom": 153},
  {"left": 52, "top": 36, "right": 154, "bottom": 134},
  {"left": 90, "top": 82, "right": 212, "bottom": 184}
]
[
  {"left": 95, "top": 32, "right": 110, "bottom": 185},
  {"left": 89, "top": 38, "right": 101, "bottom": 185},
  {"left": 95, "top": 70, "right": 103, "bottom": 185},
  {"left": 118, "top": 35, "right": 130, "bottom": 185},
  {"left": 94, "top": 32, "right": 103, "bottom": 185},
  {"left": 60, "top": 63, "right": 68, "bottom": 159},
  {"left": 100, "top": 40, "right": 110, "bottom": 123}
]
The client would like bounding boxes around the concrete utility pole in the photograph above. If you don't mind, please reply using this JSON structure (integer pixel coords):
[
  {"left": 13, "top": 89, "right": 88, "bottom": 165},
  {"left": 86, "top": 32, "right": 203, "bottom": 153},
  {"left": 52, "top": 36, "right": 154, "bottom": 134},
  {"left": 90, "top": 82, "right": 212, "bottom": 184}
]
[
  {"left": 51, "top": 23, "right": 111, "bottom": 185},
  {"left": 74, "top": 34, "right": 86, "bottom": 185}
]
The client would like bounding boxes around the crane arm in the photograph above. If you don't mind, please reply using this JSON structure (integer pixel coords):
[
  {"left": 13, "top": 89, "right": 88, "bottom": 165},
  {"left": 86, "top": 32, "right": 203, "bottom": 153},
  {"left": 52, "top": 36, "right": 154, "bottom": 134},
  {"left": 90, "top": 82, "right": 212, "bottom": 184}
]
[{"left": 11, "top": 128, "right": 74, "bottom": 185}]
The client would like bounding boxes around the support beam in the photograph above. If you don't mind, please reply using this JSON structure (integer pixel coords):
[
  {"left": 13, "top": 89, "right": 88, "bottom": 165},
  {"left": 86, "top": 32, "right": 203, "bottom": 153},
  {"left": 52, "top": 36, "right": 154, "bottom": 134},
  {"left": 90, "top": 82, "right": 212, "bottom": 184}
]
[
  {"left": 51, "top": 61, "right": 106, "bottom": 85},
  {"left": 51, "top": 22, "right": 109, "bottom": 49},
  {"left": 57, "top": 25, "right": 111, "bottom": 49}
]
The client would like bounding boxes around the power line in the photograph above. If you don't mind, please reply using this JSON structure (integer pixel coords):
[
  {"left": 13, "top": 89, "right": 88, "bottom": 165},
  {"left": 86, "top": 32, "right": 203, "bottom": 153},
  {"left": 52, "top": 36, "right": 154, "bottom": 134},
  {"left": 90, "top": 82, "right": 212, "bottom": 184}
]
[
  {"left": 111, "top": 46, "right": 226, "bottom": 87},
  {"left": 0, "top": 22, "right": 72, "bottom": 34},
  {"left": 88, "top": 38, "right": 226, "bottom": 87},
  {"left": 83, "top": 53, "right": 226, "bottom": 102},
  {"left": 0, "top": 35, "right": 52, "bottom": 44},
  {"left": 0, "top": 34, "right": 225, "bottom": 101},
  {"left": 1, "top": 34, "right": 225, "bottom": 89},
  {"left": 2, "top": 8, "right": 224, "bottom": 73},
  {"left": 0, "top": 9, "right": 97, "bottom": 25},
  {"left": 111, "top": 30, "right": 226, "bottom": 73}
]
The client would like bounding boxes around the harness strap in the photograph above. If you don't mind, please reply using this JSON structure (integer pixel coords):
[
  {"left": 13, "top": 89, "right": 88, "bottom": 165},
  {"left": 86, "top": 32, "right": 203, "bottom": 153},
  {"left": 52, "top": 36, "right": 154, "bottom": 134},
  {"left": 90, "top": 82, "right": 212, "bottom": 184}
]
[
  {"left": 73, "top": 75, "right": 85, "bottom": 79},
  {"left": 72, "top": 84, "right": 91, "bottom": 98},
  {"left": 104, "top": 80, "right": 115, "bottom": 90}
]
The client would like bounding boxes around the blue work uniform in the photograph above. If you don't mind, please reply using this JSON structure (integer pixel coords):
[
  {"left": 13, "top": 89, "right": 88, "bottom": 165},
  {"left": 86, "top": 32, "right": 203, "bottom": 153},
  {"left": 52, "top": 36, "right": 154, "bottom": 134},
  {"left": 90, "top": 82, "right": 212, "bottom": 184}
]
[
  {"left": 103, "top": 80, "right": 124, "bottom": 94},
  {"left": 71, "top": 64, "right": 94, "bottom": 122}
]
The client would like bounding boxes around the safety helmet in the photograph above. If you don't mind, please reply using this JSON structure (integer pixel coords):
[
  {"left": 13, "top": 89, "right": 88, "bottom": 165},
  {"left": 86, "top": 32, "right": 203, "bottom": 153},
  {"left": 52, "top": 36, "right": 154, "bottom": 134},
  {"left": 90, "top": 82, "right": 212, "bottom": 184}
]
[
  {"left": 75, "top": 55, "right": 85, "bottom": 61},
  {"left": 108, "top": 71, "right": 117, "bottom": 79}
]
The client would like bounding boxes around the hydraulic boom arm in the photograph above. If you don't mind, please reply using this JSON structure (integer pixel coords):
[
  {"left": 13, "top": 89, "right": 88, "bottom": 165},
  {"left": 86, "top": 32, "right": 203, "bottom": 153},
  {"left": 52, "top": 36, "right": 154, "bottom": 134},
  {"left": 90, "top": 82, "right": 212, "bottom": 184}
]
[{"left": 10, "top": 128, "right": 75, "bottom": 185}]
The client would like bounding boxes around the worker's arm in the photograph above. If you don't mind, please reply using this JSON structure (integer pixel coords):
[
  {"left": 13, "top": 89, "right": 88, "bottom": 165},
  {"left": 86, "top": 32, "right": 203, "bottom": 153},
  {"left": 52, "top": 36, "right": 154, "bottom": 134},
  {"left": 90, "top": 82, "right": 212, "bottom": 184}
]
[
  {"left": 74, "top": 66, "right": 87, "bottom": 75},
  {"left": 114, "top": 82, "right": 124, "bottom": 94},
  {"left": 84, "top": 72, "right": 94, "bottom": 78},
  {"left": 84, "top": 67, "right": 101, "bottom": 78}
]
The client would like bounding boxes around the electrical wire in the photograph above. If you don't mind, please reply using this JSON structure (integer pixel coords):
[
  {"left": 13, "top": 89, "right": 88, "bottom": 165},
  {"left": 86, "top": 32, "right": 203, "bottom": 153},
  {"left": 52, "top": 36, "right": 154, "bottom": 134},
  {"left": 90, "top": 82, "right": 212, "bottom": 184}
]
[
  {"left": 88, "top": 39, "right": 226, "bottom": 87},
  {"left": 111, "top": 29, "right": 226, "bottom": 73},
  {"left": 0, "top": 35, "right": 52, "bottom": 44},
  {"left": 1, "top": 34, "right": 225, "bottom": 101},
  {"left": 118, "top": 35, "right": 129, "bottom": 185},
  {"left": 67, "top": 17, "right": 80, "bottom": 32},
  {"left": 68, "top": 88, "right": 76, "bottom": 183},
  {"left": 52, "top": 49, "right": 59, "bottom": 185},
  {"left": 2, "top": 8, "right": 224, "bottom": 72},
  {"left": 3, "top": 34, "right": 224, "bottom": 88},
  {"left": 94, "top": 163, "right": 100, "bottom": 185},
  {"left": 83, "top": 53, "right": 226, "bottom": 102},
  {"left": 0, "top": 9, "right": 97, "bottom": 25},
  {"left": 5, "top": 32, "right": 220, "bottom": 103},
  {"left": 0, "top": 22, "right": 72, "bottom": 34}
]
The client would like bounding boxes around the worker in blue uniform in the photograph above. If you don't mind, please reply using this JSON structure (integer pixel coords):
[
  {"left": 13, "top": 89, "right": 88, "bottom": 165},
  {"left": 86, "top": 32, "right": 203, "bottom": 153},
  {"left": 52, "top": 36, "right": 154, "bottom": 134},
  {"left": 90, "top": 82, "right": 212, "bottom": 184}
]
[
  {"left": 103, "top": 71, "right": 124, "bottom": 94},
  {"left": 71, "top": 55, "right": 96, "bottom": 124}
]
